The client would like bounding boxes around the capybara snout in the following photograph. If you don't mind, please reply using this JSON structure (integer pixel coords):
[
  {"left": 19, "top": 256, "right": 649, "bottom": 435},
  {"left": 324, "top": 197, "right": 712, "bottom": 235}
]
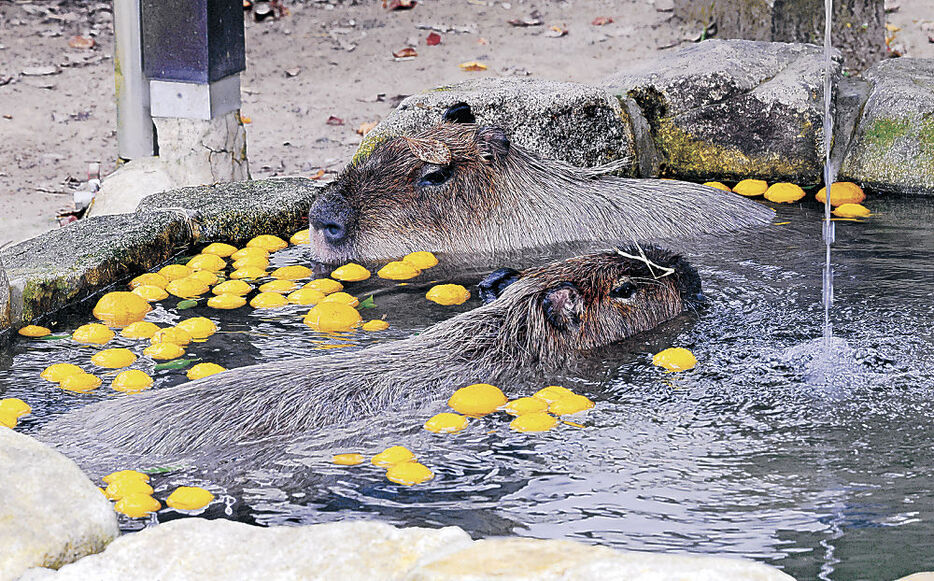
[{"left": 309, "top": 191, "right": 357, "bottom": 252}]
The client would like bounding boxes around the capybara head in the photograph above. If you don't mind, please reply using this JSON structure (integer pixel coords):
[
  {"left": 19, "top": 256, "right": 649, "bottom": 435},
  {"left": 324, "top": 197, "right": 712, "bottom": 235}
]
[
  {"left": 473, "top": 246, "right": 702, "bottom": 363},
  {"left": 309, "top": 103, "right": 514, "bottom": 263}
]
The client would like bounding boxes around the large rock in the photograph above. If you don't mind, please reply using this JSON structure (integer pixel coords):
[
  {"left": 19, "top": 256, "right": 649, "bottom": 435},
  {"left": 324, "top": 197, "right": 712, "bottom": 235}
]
[
  {"left": 0, "top": 429, "right": 118, "bottom": 580},
  {"left": 21, "top": 519, "right": 793, "bottom": 580},
  {"left": 604, "top": 39, "right": 840, "bottom": 185},
  {"left": 87, "top": 157, "right": 176, "bottom": 217},
  {"left": 0, "top": 257, "right": 10, "bottom": 332},
  {"left": 356, "top": 78, "right": 638, "bottom": 174},
  {"left": 839, "top": 58, "right": 934, "bottom": 195}
]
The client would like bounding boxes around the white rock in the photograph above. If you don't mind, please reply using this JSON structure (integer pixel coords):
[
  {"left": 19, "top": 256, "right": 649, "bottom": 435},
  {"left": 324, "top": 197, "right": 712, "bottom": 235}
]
[
  {"left": 0, "top": 428, "right": 118, "bottom": 580},
  {"left": 86, "top": 156, "right": 175, "bottom": 217}
]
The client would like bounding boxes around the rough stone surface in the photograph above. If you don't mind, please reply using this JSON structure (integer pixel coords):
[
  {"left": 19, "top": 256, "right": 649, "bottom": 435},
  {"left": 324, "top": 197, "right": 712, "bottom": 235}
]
[
  {"left": 356, "top": 77, "right": 638, "bottom": 174},
  {"left": 20, "top": 519, "right": 473, "bottom": 581},
  {"left": 0, "top": 212, "right": 191, "bottom": 327},
  {"left": 0, "top": 429, "right": 118, "bottom": 580},
  {"left": 673, "top": 0, "right": 885, "bottom": 72},
  {"left": 136, "top": 177, "right": 322, "bottom": 245},
  {"left": 604, "top": 39, "right": 840, "bottom": 185},
  {"left": 839, "top": 58, "right": 934, "bottom": 195},
  {"left": 87, "top": 157, "right": 176, "bottom": 217},
  {"left": 20, "top": 520, "right": 793, "bottom": 581},
  {"left": 0, "top": 257, "right": 10, "bottom": 331}
]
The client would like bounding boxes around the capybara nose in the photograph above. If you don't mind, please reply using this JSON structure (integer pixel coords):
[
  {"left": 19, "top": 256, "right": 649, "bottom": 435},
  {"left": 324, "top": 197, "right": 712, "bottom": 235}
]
[{"left": 309, "top": 194, "right": 355, "bottom": 247}]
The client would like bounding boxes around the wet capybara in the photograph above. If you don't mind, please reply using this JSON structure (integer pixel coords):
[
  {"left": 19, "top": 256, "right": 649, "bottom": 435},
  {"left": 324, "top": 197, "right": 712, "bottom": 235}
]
[
  {"left": 40, "top": 247, "right": 700, "bottom": 458},
  {"left": 307, "top": 103, "right": 774, "bottom": 263}
]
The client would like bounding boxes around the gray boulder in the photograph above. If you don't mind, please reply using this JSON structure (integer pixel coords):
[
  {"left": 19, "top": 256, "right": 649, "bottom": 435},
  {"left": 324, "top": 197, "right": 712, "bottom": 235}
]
[
  {"left": 0, "top": 429, "right": 118, "bottom": 580},
  {"left": 355, "top": 78, "right": 638, "bottom": 174},
  {"left": 839, "top": 58, "right": 934, "bottom": 195},
  {"left": 604, "top": 39, "right": 840, "bottom": 185}
]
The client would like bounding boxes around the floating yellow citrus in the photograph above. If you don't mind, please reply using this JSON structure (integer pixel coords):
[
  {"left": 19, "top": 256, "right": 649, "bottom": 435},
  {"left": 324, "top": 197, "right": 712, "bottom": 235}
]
[
  {"left": 250, "top": 292, "right": 289, "bottom": 309},
  {"left": 377, "top": 261, "right": 421, "bottom": 280},
  {"left": 402, "top": 251, "right": 438, "bottom": 270},
  {"left": 259, "top": 279, "right": 297, "bottom": 293},
  {"left": 17, "top": 325, "right": 50, "bottom": 337},
  {"left": 230, "top": 266, "right": 268, "bottom": 280},
  {"left": 114, "top": 493, "right": 161, "bottom": 518},
  {"left": 186, "top": 253, "right": 226, "bottom": 272},
  {"left": 272, "top": 265, "right": 313, "bottom": 280},
  {"left": 121, "top": 321, "right": 161, "bottom": 339},
  {"left": 0, "top": 398, "right": 31, "bottom": 421},
  {"left": 166, "top": 277, "right": 210, "bottom": 299},
  {"left": 0, "top": 411, "right": 18, "bottom": 429},
  {"left": 321, "top": 292, "right": 359, "bottom": 307},
  {"left": 166, "top": 486, "right": 214, "bottom": 510},
  {"left": 187, "top": 362, "right": 226, "bottom": 380},
  {"left": 703, "top": 181, "right": 732, "bottom": 192},
  {"left": 817, "top": 182, "right": 865, "bottom": 206},
  {"left": 332, "top": 453, "right": 364, "bottom": 465},
  {"left": 304, "top": 279, "right": 343, "bottom": 294},
  {"left": 143, "top": 342, "right": 185, "bottom": 360},
  {"left": 105, "top": 478, "right": 154, "bottom": 500},
  {"left": 189, "top": 270, "right": 219, "bottom": 286},
  {"left": 132, "top": 285, "right": 169, "bottom": 302},
  {"left": 157, "top": 264, "right": 192, "bottom": 282},
  {"left": 549, "top": 394, "right": 595, "bottom": 415},
  {"left": 111, "top": 369, "right": 154, "bottom": 393},
  {"left": 362, "top": 319, "right": 389, "bottom": 332},
  {"left": 60, "top": 373, "right": 103, "bottom": 393},
  {"left": 93, "top": 292, "right": 152, "bottom": 326},
  {"left": 247, "top": 234, "right": 288, "bottom": 252},
  {"left": 764, "top": 183, "right": 806, "bottom": 203},
  {"left": 72, "top": 323, "right": 115, "bottom": 345},
  {"left": 287, "top": 288, "right": 326, "bottom": 305},
  {"left": 102, "top": 470, "right": 150, "bottom": 484},
  {"left": 200, "top": 242, "right": 238, "bottom": 257},
  {"left": 212, "top": 280, "right": 252, "bottom": 296},
  {"left": 303, "top": 302, "right": 362, "bottom": 332},
  {"left": 424, "top": 412, "right": 468, "bottom": 434},
  {"left": 175, "top": 317, "right": 217, "bottom": 340},
  {"left": 372, "top": 445, "right": 415, "bottom": 467},
  {"left": 732, "top": 179, "right": 768, "bottom": 197},
  {"left": 532, "top": 385, "right": 577, "bottom": 404},
  {"left": 91, "top": 348, "right": 137, "bottom": 368},
  {"left": 331, "top": 263, "right": 371, "bottom": 282},
  {"left": 231, "top": 246, "right": 269, "bottom": 261},
  {"left": 130, "top": 273, "right": 169, "bottom": 289},
  {"left": 502, "top": 397, "right": 548, "bottom": 416},
  {"left": 833, "top": 203, "right": 871, "bottom": 218},
  {"left": 40, "top": 363, "right": 84, "bottom": 382},
  {"left": 151, "top": 327, "right": 192, "bottom": 346},
  {"left": 232, "top": 255, "right": 270, "bottom": 270},
  {"left": 448, "top": 383, "right": 507, "bottom": 417},
  {"left": 386, "top": 462, "right": 434, "bottom": 485},
  {"left": 426, "top": 284, "right": 470, "bottom": 306},
  {"left": 290, "top": 229, "right": 311, "bottom": 245},
  {"left": 652, "top": 347, "right": 697, "bottom": 371},
  {"left": 208, "top": 294, "right": 247, "bottom": 309},
  {"left": 510, "top": 412, "right": 558, "bottom": 432}
]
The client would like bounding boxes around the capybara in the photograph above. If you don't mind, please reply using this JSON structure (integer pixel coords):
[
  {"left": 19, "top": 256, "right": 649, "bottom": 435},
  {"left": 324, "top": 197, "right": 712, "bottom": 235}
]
[
  {"left": 40, "top": 247, "right": 700, "bottom": 457},
  {"left": 307, "top": 103, "right": 774, "bottom": 263}
]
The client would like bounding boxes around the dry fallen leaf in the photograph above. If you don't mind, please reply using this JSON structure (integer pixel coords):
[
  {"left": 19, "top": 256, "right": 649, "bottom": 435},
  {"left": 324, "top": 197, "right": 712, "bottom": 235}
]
[
  {"left": 326, "top": 116, "right": 344, "bottom": 126},
  {"left": 356, "top": 121, "right": 379, "bottom": 135},
  {"left": 544, "top": 25, "right": 568, "bottom": 38},
  {"left": 591, "top": 16, "right": 613, "bottom": 26},
  {"left": 459, "top": 61, "right": 487, "bottom": 72},
  {"left": 393, "top": 47, "right": 418, "bottom": 59},
  {"left": 285, "top": 67, "right": 301, "bottom": 77},
  {"left": 385, "top": 0, "right": 417, "bottom": 10},
  {"left": 310, "top": 169, "right": 326, "bottom": 180},
  {"left": 426, "top": 32, "right": 442, "bottom": 46},
  {"left": 239, "top": 114, "right": 252, "bottom": 124},
  {"left": 508, "top": 11, "right": 543, "bottom": 27},
  {"left": 68, "top": 35, "right": 95, "bottom": 49},
  {"left": 477, "top": 37, "right": 489, "bottom": 45}
]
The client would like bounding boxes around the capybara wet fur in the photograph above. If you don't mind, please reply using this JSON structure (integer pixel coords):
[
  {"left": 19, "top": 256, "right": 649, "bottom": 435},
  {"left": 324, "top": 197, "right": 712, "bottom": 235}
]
[
  {"left": 41, "top": 247, "right": 700, "bottom": 459},
  {"left": 308, "top": 103, "right": 774, "bottom": 263}
]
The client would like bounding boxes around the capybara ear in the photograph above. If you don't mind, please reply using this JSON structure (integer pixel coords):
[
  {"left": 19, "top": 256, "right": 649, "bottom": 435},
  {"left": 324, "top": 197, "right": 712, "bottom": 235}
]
[
  {"left": 442, "top": 102, "right": 476, "bottom": 124},
  {"left": 477, "top": 127, "right": 510, "bottom": 163},
  {"left": 542, "top": 282, "right": 581, "bottom": 331},
  {"left": 478, "top": 267, "right": 521, "bottom": 304}
]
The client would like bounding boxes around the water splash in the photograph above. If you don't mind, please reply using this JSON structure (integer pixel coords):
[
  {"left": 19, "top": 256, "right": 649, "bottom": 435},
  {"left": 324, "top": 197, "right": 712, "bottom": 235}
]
[{"left": 821, "top": 0, "right": 836, "bottom": 351}]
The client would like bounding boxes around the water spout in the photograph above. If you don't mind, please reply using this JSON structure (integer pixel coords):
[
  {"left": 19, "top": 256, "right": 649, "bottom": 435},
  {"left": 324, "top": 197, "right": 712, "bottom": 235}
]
[{"left": 821, "top": 0, "right": 836, "bottom": 353}]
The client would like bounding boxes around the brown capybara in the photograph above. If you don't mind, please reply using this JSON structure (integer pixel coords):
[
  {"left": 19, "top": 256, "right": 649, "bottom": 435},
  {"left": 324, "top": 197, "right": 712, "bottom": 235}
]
[
  {"left": 40, "top": 246, "right": 700, "bottom": 457},
  {"left": 307, "top": 102, "right": 774, "bottom": 263}
]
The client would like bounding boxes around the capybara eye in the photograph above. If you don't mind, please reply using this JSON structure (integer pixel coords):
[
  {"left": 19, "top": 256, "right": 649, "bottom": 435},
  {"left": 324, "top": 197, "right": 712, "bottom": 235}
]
[
  {"left": 609, "top": 281, "right": 637, "bottom": 300},
  {"left": 418, "top": 165, "right": 453, "bottom": 187}
]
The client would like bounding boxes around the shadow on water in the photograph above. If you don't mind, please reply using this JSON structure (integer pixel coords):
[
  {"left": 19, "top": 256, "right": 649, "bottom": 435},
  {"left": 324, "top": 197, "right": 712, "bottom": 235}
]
[{"left": 2, "top": 195, "right": 933, "bottom": 579}]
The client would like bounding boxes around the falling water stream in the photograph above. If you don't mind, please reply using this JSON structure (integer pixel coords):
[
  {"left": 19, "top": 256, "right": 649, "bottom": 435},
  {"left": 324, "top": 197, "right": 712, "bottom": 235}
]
[{"left": 821, "top": 0, "right": 836, "bottom": 350}]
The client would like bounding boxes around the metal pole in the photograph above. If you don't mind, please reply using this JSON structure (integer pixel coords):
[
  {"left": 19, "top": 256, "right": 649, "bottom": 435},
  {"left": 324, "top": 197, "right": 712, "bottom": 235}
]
[{"left": 113, "top": 0, "right": 155, "bottom": 159}]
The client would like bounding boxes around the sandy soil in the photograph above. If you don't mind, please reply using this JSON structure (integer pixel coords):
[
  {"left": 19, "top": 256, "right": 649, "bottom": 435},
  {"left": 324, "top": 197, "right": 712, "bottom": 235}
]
[{"left": 0, "top": 0, "right": 931, "bottom": 248}]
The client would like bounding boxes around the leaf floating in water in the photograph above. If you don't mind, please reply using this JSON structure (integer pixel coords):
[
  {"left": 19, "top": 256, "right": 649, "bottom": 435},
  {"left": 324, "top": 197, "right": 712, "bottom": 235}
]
[
  {"left": 36, "top": 334, "right": 72, "bottom": 341},
  {"left": 140, "top": 466, "right": 183, "bottom": 475},
  {"left": 177, "top": 299, "right": 199, "bottom": 310},
  {"left": 358, "top": 295, "right": 377, "bottom": 309},
  {"left": 153, "top": 358, "right": 202, "bottom": 371}
]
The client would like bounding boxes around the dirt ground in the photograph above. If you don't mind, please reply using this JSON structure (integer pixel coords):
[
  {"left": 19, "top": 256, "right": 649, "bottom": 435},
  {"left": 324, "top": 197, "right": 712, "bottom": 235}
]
[{"left": 1, "top": 0, "right": 932, "bottom": 248}]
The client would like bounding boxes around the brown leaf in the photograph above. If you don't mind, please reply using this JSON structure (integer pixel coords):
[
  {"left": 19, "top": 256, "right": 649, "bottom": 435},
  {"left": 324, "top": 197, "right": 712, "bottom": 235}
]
[
  {"left": 326, "top": 116, "right": 344, "bottom": 126},
  {"left": 310, "top": 169, "right": 326, "bottom": 180},
  {"left": 426, "top": 32, "right": 442, "bottom": 46},
  {"left": 356, "top": 121, "right": 379, "bottom": 135},
  {"left": 392, "top": 47, "right": 418, "bottom": 59},
  {"left": 68, "top": 35, "right": 95, "bottom": 49},
  {"left": 544, "top": 25, "right": 568, "bottom": 38},
  {"left": 458, "top": 61, "right": 487, "bottom": 72},
  {"left": 386, "top": 0, "right": 416, "bottom": 10},
  {"left": 591, "top": 16, "right": 613, "bottom": 26},
  {"left": 508, "top": 11, "right": 543, "bottom": 27},
  {"left": 404, "top": 137, "right": 451, "bottom": 165},
  {"left": 239, "top": 113, "right": 252, "bottom": 124}
]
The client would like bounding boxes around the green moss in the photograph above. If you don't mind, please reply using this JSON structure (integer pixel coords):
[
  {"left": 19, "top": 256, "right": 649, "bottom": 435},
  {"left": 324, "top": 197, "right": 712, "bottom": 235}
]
[
  {"left": 864, "top": 117, "right": 911, "bottom": 147},
  {"left": 919, "top": 117, "right": 934, "bottom": 149},
  {"left": 351, "top": 133, "right": 391, "bottom": 165}
]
